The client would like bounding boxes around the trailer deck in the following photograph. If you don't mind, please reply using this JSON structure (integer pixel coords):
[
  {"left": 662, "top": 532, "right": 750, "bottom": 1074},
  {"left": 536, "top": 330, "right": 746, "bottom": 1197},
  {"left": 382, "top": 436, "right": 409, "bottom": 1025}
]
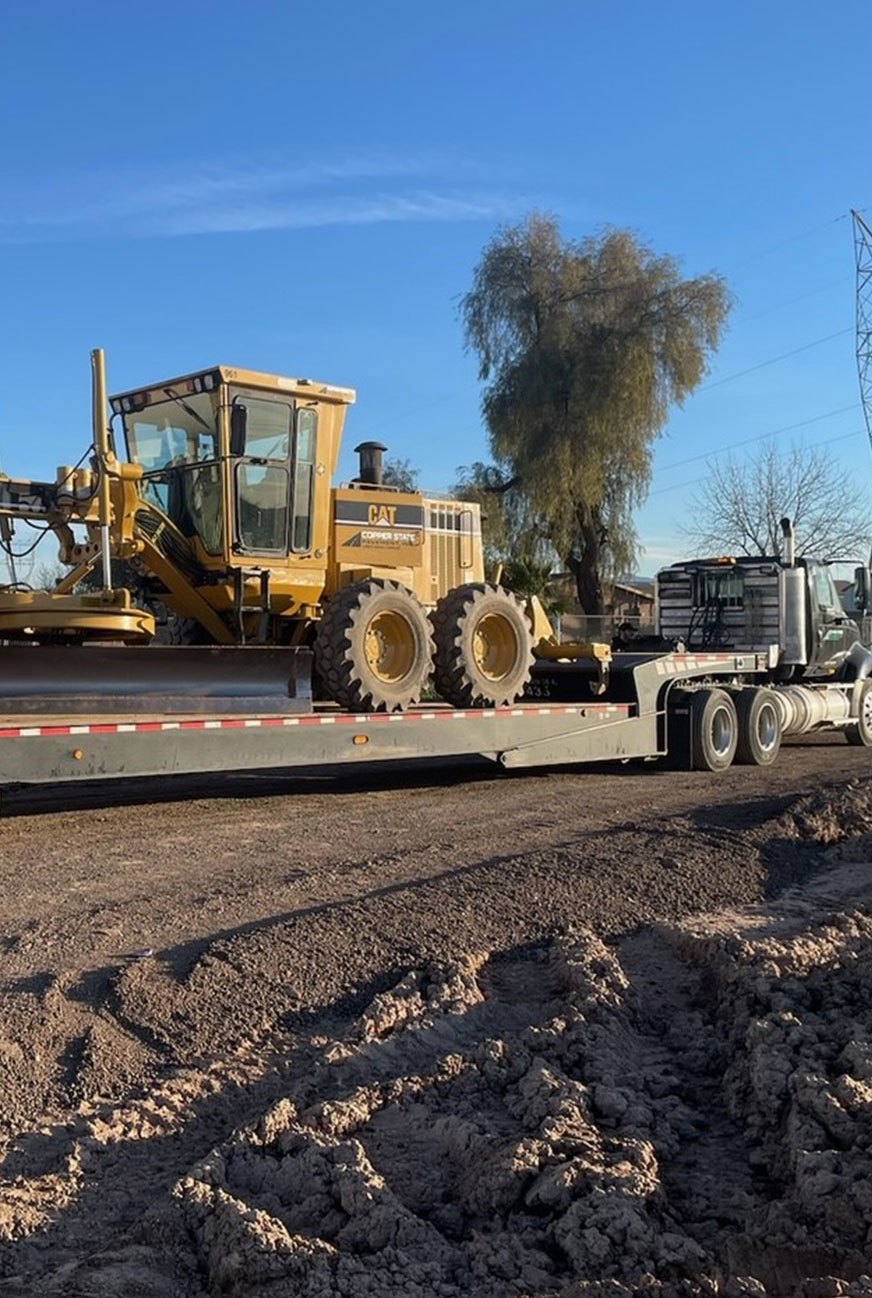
[
  {"left": 0, "top": 701, "right": 641, "bottom": 784},
  {"left": 0, "top": 650, "right": 773, "bottom": 790}
]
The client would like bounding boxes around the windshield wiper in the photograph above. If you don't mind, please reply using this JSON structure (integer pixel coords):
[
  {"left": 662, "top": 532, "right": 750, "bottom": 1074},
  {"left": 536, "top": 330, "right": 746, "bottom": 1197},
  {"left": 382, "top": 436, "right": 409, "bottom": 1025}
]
[{"left": 162, "top": 386, "right": 212, "bottom": 433}]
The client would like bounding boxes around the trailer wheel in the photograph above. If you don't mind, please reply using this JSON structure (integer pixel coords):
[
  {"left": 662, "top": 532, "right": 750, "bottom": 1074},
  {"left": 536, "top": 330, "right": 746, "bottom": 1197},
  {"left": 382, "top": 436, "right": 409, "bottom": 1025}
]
[
  {"left": 431, "top": 582, "right": 534, "bottom": 707},
  {"left": 734, "top": 688, "right": 782, "bottom": 766},
  {"left": 314, "top": 579, "right": 434, "bottom": 713},
  {"left": 688, "top": 687, "right": 738, "bottom": 771},
  {"left": 846, "top": 680, "right": 872, "bottom": 746}
]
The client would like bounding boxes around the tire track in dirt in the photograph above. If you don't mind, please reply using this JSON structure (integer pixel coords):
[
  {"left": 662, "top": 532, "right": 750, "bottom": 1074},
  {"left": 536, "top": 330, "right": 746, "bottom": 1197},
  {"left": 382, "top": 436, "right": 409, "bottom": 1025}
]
[
  {"left": 0, "top": 751, "right": 870, "bottom": 1293},
  {"left": 8, "top": 876, "right": 872, "bottom": 1296}
]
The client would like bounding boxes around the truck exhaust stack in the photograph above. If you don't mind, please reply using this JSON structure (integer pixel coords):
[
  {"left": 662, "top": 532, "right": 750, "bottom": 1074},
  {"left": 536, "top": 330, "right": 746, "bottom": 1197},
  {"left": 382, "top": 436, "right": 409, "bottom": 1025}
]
[{"left": 780, "top": 517, "right": 795, "bottom": 567}]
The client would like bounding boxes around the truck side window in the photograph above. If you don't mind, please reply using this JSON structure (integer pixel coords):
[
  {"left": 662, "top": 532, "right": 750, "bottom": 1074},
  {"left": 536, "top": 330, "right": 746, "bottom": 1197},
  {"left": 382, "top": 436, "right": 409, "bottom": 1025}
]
[
  {"left": 292, "top": 408, "right": 317, "bottom": 552},
  {"left": 813, "top": 567, "right": 837, "bottom": 610}
]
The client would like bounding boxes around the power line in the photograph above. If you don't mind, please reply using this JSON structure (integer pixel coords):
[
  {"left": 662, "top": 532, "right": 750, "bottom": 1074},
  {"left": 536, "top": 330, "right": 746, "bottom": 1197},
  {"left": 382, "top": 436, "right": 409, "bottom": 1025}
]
[
  {"left": 735, "top": 274, "right": 853, "bottom": 324},
  {"left": 368, "top": 212, "right": 862, "bottom": 441},
  {"left": 370, "top": 326, "right": 856, "bottom": 443},
  {"left": 648, "top": 428, "right": 866, "bottom": 498},
  {"left": 656, "top": 403, "right": 859, "bottom": 473},
  {"left": 699, "top": 327, "right": 852, "bottom": 392},
  {"left": 725, "top": 212, "right": 850, "bottom": 275}
]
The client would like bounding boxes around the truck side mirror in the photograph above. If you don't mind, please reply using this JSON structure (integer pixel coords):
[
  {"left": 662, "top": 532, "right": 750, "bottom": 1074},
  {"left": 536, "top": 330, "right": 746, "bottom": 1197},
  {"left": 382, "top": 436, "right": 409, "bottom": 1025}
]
[
  {"left": 230, "top": 403, "right": 247, "bottom": 457},
  {"left": 854, "top": 566, "right": 870, "bottom": 612}
]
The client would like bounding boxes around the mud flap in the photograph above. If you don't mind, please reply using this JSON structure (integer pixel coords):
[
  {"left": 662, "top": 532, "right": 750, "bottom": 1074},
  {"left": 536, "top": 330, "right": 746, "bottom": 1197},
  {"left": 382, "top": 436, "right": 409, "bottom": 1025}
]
[
  {"left": 664, "top": 690, "right": 693, "bottom": 768},
  {"left": 0, "top": 644, "right": 313, "bottom": 714}
]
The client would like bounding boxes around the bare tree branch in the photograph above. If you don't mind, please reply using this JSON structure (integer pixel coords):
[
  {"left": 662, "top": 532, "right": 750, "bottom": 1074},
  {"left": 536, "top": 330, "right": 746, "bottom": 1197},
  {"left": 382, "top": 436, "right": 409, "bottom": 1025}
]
[{"left": 681, "top": 441, "right": 872, "bottom": 562}]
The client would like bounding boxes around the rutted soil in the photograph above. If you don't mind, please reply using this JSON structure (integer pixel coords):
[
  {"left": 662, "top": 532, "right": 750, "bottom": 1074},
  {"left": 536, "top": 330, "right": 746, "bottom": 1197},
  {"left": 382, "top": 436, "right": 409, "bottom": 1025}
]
[
  {"left": 0, "top": 744, "right": 871, "bottom": 1294},
  {"left": 7, "top": 893, "right": 872, "bottom": 1295}
]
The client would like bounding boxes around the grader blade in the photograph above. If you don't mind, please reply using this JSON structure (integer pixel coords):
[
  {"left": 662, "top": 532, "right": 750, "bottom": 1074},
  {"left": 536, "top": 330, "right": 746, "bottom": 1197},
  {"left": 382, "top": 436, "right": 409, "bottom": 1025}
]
[{"left": 0, "top": 645, "right": 313, "bottom": 715}]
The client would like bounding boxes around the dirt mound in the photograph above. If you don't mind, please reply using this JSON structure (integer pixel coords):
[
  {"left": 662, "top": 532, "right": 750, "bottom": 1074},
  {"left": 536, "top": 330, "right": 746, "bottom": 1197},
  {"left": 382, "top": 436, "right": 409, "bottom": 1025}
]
[
  {"left": 774, "top": 778, "right": 872, "bottom": 848},
  {"left": 9, "top": 898, "right": 872, "bottom": 1298}
]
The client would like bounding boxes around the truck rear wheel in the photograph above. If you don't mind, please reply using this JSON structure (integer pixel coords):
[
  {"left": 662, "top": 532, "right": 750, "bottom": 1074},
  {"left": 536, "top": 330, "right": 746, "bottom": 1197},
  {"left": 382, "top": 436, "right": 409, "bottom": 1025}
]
[
  {"left": 846, "top": 680, "right": 872, "bottom": 746},
  {"left": 687, "top": 687, "right": 738, "bottom": 771},
  {"left": 734, "top": 688, "right": 782, "bottom": 766},
  {"left": 431, "top": 582, "right": 534, "bottom": 707},
  {"left": 314, "top": 579, "right": 434, "bottom": 713}
]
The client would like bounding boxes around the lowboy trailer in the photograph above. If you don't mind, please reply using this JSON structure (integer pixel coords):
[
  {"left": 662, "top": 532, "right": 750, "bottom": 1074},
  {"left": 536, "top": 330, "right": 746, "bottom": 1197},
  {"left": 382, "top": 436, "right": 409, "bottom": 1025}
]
[{"left": 1, "top": 646, "right": 868, "bottom": 799}]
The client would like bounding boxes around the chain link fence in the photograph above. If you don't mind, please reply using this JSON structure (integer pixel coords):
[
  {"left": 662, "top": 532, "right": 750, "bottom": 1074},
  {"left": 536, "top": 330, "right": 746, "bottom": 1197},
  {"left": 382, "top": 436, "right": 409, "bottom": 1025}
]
[{"left": 554, "top": 612, "right": 654, "bottom": 643}]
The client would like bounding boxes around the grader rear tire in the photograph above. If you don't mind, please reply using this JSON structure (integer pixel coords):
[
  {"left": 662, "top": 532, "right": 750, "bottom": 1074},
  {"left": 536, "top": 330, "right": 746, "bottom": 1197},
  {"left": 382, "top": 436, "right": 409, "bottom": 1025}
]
[
  {"left": 431, "top": 582, "right": 534, "bottom": 708},
  {"left": 314, "top": 579, "right": 434, "bottom": 713}
]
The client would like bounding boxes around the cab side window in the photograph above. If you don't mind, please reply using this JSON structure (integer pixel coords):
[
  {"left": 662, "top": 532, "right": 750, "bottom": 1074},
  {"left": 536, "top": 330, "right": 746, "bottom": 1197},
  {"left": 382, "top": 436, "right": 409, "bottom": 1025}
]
[
  {"left": 238, "top": 397, "right": 291, "bottom": 460},
  {"left": 813, "top": 567, "right": 838, "bottom": 610},
  {"left": 235, "top": 399, "right": 292, "bottom": 554},
  {"left": 292, "top": 408, "right": 317, "bottom": 553}
]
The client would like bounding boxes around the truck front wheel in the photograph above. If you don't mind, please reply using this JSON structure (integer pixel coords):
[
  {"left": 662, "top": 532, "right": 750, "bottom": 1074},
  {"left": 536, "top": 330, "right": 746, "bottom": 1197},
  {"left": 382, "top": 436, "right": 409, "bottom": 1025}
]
[
  {"left": 846, "top": 680, "right": 872, "bottom": 746},
  {"left": 735, "top": 688, "right": 782, "bottom": 766}
]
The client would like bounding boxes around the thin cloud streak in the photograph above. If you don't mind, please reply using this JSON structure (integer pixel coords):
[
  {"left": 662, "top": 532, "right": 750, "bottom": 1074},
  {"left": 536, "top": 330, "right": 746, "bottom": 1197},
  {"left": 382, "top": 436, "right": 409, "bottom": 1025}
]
[
  {"left": 0, "top": 154, "right": 533, "bottom": 244},
  {"left": 156, "top": 191, "right": 527, "bottom": 235}
]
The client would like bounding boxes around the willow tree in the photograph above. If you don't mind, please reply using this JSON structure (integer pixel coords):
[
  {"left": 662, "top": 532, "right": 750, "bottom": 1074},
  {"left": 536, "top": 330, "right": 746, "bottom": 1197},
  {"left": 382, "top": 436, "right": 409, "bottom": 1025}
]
[{"left": 461, "top": 215, "right": 731, "bottom": 613}]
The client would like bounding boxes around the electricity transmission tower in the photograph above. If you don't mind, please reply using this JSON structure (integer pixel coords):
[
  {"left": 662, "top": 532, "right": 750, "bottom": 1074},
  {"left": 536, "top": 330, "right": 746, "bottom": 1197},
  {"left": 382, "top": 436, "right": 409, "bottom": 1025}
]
[{"left": 852, "top": 209, "right": 872, "bottom": 453}]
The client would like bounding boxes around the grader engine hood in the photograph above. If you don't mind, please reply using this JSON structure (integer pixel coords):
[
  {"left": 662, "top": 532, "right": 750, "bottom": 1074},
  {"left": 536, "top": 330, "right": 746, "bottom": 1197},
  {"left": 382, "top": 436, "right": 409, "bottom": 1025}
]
[
  {"left": 331, "top": 490, "right": 483, "bottom": 609},
  {"left": 333, "top": 491, "right": 425, "bottom": 553},
  {"left": 331, "top": 488, "right": 425, "bottom": 596}
]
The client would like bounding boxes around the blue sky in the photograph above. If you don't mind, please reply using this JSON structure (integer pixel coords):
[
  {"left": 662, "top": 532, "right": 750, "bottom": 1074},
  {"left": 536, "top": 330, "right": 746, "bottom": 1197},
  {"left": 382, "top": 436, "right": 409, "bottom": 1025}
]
[{"left": 1, "top": 0, "right": 870, "bottom": 575}]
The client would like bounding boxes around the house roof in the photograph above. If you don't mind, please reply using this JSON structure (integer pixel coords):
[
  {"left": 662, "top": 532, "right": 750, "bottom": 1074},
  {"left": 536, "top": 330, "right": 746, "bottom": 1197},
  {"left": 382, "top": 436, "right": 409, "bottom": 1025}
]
[{"left": 612, "top": 580, "right": 655, "bottom": 600}]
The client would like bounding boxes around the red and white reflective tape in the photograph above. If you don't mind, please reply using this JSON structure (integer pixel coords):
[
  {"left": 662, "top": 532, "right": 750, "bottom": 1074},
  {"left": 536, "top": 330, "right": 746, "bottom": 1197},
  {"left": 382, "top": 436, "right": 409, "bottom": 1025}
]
[
  {"left": 654, "top": 653, "right": 743, "bottom": 676},
  {"left": 0, "top": 702, "right": 629, "bottom": 740}
]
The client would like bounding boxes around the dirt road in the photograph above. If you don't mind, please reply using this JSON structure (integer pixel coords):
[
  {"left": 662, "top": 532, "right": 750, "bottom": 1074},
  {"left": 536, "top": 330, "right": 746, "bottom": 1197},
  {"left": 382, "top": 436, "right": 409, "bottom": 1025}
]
[{"left": 0, "top": 739, "right": 871, "bottom": 1294}]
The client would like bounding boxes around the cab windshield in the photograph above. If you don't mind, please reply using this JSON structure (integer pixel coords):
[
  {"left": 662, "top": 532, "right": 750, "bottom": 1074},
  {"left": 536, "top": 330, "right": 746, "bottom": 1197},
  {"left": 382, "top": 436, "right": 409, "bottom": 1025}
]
[
  {"left": 123, "top": 391, "right": 218, "bottom": 471},
  {"left": 122, "top": 390, "right": 223, "bottom": 554}
]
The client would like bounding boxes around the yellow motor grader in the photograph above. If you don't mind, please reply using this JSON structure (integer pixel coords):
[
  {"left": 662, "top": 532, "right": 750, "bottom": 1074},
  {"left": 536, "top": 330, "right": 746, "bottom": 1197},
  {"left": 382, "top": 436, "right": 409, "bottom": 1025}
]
[{"left": 0, "top": 350, "right": 537, "bottom": 713}]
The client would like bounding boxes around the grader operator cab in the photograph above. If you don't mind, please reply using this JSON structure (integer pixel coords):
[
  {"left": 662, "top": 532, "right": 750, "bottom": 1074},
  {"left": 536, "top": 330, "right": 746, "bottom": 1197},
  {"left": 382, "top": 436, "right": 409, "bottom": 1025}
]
[{"left": 0, "top": 350, "right": 535, "bottom": 714}]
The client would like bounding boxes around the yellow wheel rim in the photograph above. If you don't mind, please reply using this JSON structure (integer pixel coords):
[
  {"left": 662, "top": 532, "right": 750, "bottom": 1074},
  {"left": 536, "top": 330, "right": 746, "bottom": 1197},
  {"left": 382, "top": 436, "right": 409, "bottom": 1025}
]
[
  {"left": 364, "top": 610, "right": 416, "bottom": 683},
  {"left": 473, "top": 612, "right": 518, "bottom": 681}
]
